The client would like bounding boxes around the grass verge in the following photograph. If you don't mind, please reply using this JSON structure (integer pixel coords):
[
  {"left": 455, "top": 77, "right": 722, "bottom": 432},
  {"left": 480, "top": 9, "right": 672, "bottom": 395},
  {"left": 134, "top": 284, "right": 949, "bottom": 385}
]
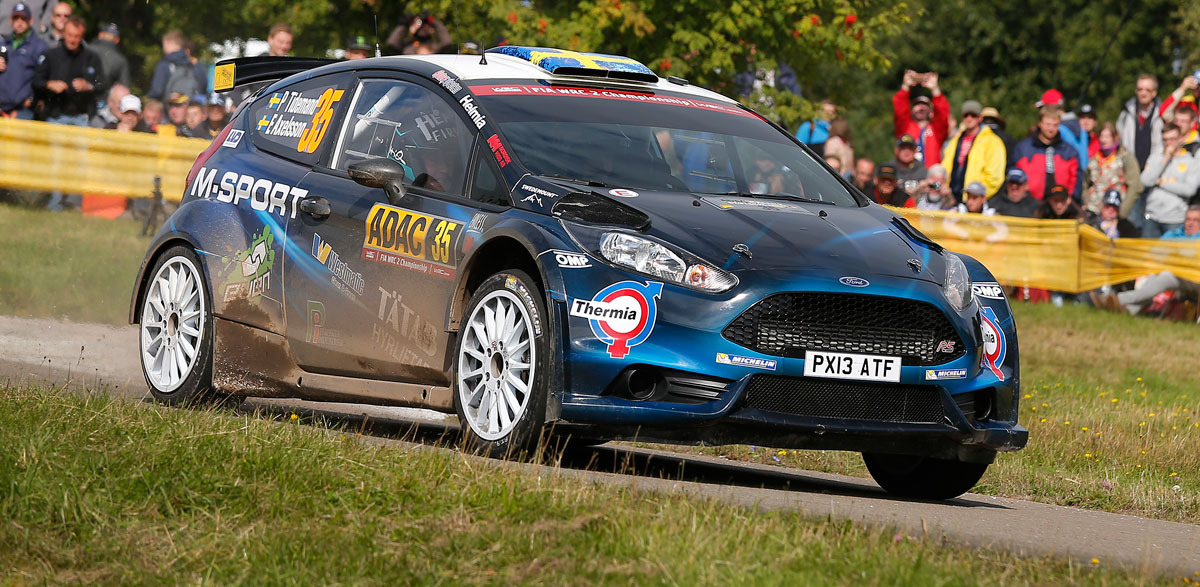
[
  {"left": 0, "top": 203, "right": 147, "bottom": 325},
  {"left": 0, "top": 384, "right": 1173, "bottom": 584},
  {"left": 658, "top": 302, "right": 1199, "bottom": 524}
]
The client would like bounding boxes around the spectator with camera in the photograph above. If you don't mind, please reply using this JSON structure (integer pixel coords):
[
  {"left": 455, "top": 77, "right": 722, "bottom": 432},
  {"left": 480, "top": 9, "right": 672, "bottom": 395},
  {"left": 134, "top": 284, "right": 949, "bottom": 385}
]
[
  {"left": 386, "top": 12, "right": 450, "bottom": 55},
  {"left": 892, "top": 70, "right": 949, "bottom": 167},
  {"left": 0, "top": 2, "right": 48, "bottom": 119},
  {"left": 914, "top": 164, "right": 955, "bottom": 211},
  {"left": 990, "top": 169, "right": 1040, "bottom": 218},
  {"left": 1160, "top": 73, "right": 1199, "bottom": 130},
  {"left": 1140, "top": 122, "right": 1200, "bottom": 237}
]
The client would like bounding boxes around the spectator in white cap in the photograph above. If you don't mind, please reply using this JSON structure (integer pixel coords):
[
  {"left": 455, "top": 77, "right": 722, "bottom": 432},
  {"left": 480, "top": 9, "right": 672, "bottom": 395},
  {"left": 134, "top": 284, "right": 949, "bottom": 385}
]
[{"left": 106, "top": 92, "right": 147, "bottom": 132}]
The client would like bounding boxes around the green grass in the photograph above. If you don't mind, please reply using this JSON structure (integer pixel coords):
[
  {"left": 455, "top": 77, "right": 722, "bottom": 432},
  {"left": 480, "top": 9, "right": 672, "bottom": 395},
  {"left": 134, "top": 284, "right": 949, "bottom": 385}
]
[
  {"left": 658, "top": 303, "right": 1200, "bottom": 524},
  {"left": 0, "top": 203, "right": 147, "bottom": 325},
  {"left": 0, "top": 385, "right": 1173, "bottom": 585}
]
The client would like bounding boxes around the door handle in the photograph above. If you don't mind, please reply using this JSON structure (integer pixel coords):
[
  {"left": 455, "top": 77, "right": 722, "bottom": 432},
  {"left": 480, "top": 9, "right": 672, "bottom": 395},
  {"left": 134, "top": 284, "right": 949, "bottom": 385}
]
[{"left": 299, "top": 195, "right": 331, "bottom": 220}]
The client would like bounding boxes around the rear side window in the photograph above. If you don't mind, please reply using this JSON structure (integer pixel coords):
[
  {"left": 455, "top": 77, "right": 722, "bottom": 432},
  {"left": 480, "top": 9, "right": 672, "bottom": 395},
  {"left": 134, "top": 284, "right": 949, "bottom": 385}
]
[
  {"left": 333, "top": 79, "right": 472, "bottom": 195},
  {"left": 249, "top": 73, "right": 353, "bottom": 166}
]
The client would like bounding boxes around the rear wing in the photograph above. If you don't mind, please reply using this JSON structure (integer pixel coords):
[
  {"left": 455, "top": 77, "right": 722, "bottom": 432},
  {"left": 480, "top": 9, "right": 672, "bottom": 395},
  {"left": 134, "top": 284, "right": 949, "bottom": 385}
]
[{"left": 213, "top": 56, "right": 338, "bottom": 92}]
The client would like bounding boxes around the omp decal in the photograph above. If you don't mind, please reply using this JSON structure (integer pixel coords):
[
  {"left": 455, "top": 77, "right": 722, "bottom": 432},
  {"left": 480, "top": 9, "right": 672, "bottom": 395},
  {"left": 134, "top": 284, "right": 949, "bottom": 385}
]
[
  {"left": 608, "top": 188, "right": 638, "bottom": 198},
  {"left": 431, "top": 70, "right": 462, "bottom": 94},
  {"left": 504, "top": 276, "right": 543, "bottom": 337},
  {"left": 362, "top": 204, "right": 462, "bottom": 279},
  {"left": 980, "top": 306, "right": 1007, "bottom": 379},
  {"left": 700, "top": 196, "right": 816, "bottom": 214},
  {"left": 716, "top": 352, "right": 777, "bottom": 371},
  {"left": 972, "top": 282, "right": 1006, "bottom": 300},
  {"left": 458, "top": 95, "right": 486, "bottom": 129},
  {"left": 312, "top": 234, "right": 365, "bottom": 296},
  {"left": 222, "top": 129, "right": 244, "bottom": 148},
  {"left": 469, "top": 84, "right": 759, "bottom": 119},
  {"left": 551, "top": 250, "right": 590, "bottom": 268},
  {"left": 306, "top": 300, "right": 345, "bottom": 346},
  {"left": 571, "top": 280, "right": 663, "bottom": 359},
  {"left": 188, "top": 167, "right": 308, "bottom": 219},
  {"left": 376, "top": 287, "right": 437, "bottom": 365},
  {"left": 222, "top": 226, "right": 276, "bottom": 302},
  {"left": 839, "top": 276, "right": 869, "bottom": 287},
  {"left": 925, "top": 368, "right": 967, "bottom": 380},
  {"left": 487, "top": 134, "right": 511, "bottom": 167}
]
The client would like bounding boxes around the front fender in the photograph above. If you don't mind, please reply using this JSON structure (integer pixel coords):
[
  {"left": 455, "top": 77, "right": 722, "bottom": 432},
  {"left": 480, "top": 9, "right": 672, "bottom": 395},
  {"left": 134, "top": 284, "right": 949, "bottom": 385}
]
[{"left": 960, "top": 253, "right": 1021, "bottom": 422}]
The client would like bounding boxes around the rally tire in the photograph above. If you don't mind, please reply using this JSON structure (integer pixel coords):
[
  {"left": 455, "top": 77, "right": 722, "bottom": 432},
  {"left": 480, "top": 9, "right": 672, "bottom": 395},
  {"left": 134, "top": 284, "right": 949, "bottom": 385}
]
[
  {"left": 138, "top": 246, "right": 215, "bottom": 406},
  {"left": 862, "top": 452, "right": 990, "bottom": 500},
  {"left": 453, "top": 270, "right": 550, "bottom": 459}
]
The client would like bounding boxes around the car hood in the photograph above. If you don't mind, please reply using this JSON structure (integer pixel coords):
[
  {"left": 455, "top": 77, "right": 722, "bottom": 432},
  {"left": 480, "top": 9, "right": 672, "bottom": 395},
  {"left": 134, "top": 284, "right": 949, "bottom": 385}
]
[{"left": 608, "top": 192, "right": 945, "bottom": 282}]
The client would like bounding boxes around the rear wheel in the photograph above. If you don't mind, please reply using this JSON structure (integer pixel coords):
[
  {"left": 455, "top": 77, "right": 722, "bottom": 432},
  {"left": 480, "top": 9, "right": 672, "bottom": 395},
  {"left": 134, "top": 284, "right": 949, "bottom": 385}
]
[
  {"left": 454, "top": 270, "right": 549, "bottom": 458},
  {"left": 862, "top": 452, "right": 989, "bottom": 500},
  {"left": 138, "top": 246, "right": 214, "bottom": 406}
]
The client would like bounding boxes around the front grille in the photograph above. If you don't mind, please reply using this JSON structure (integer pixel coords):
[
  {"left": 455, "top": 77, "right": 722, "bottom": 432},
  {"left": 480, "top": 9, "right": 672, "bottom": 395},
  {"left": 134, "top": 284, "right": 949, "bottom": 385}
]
[
  {"left": 742, "top": 375, "right": 947, "bottom": 424},
  {"left": 722, "top": 292, "right": 966, "bottom": 365}
]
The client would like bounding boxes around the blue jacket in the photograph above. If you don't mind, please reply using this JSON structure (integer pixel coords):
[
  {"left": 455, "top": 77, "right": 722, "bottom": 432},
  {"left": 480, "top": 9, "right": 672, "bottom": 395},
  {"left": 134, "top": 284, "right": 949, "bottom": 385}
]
[
  {"left": 1161, "top": 226, "right": 1200, "bottom": 239},
  {"left": 0, "top": 30, "right": 48, "bottom": 111},
  {"left": 147, "top": 49, "right": 207, "bottom": 101},
  {"left": 795, "top": 119, "right": 830, "bottom": 145},
  {"left": 1059, "top": 119, "right": 1089, "bottom": 174}
]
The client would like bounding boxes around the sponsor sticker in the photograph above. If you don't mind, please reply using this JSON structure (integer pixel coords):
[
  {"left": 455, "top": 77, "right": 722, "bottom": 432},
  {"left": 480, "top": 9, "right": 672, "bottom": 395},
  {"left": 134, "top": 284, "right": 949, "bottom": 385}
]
[
  {"left": 936, "top": 340, "right": 956, "bottom": 353},
  {"left": 839, "top": 276, "right": 869, "bottom": 287},
  {"left": 504, "top": 276, "right": 543, "bottom": 337},
  {"left": 188, "top": 167, "right": 309, "bottom": 219},
  {"left": 312, "top": 234, "right": 364, "bottom": 297},
  {"left": 552, "top": 250, "right": 591, "bottom": 268},
  {"left": 222, "top": 226, "right": 276, "bottom": 302},
  {"left": 972, "top": 282, "right": 1005, "bottom": 300},
  {"left": 458, "top": 95, "right": 487, "bottom": 129},
  {"left": 361, "top": 203, "right": 463, "bottom": 279},
  {"left": 570, "top": 280, "right": 663, "bottom": 359},
  {"left": 517, "top": 182, "right": 560, "bottom": 207},
  {"left": 222, "top": 129, "right": 244, "bottom": 149},
  {"left": 980, "top": 306, "right": 1007, "bottom": 379},
  {"left": 375, "top": 287, "right": 437, "bottom": 366},
  {"left": 700, "top": 196, "right": 816, "bottom": 215},
  {"left": 466, "top": 213, "right": 487, "bottom": 234},
  {"left": 608, "top": 188, "right": 639, "bottom": 198},
  {"left": 925, "top": 368, "right": 967, "bottom": 380},
  {"left": 306, "top": 300, "right": 345, "bottom": 346},
  {"left": 487, "top": 134, "right": 511, "bottom": 167},
  {"left": 716, "top": 352, "right": 777, "bottom": 371},
  {"left": 431, "top": 69, "right": 463, "bottom": 94},
  {"left": 468, "top": 84, "right": 759, "bottom": 119}
]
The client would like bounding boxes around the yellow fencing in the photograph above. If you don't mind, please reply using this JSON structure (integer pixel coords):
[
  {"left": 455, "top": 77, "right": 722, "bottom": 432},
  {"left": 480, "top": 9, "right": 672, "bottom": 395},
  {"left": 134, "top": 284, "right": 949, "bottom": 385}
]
[
  {"left": 893, "top": 208, "right": 1200, "bottom": 293},
  {"left": 0, "top": 118, "right": 208, "bottom": 202}
]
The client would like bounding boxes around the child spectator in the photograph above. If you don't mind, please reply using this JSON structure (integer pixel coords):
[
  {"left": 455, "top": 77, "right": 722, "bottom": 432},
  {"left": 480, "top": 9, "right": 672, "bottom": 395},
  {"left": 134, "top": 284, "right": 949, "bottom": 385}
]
[{"left": 1087, "top": 189, "right": 1138, "bottom": 239}]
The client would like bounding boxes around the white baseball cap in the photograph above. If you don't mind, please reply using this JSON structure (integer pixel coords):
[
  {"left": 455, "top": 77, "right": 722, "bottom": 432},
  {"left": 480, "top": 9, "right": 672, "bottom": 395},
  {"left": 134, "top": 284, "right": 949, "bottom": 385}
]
[{"left": 119, "top": 94, "right": 142, "bottom": 114}]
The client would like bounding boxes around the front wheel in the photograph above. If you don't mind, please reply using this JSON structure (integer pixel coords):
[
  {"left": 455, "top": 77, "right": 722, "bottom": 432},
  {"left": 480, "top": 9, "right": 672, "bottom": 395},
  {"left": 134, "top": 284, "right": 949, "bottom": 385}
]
[
  {"left": 138, "top": 245, "right": 215, "bottom": 406},
  {"left": 862, "top": 452, "right": 989, "bottom": 500},
  {"left": 453, "top": 270, "right": 550, "bottom": 458}
]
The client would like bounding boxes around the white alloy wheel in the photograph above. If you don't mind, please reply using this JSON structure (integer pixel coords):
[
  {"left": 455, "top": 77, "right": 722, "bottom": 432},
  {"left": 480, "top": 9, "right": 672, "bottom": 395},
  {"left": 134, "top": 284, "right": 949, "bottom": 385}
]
[
  {"left": 457, "top": 289, "right": 536, "bottom": 442},
  {"left": 140, "top": 255, "right": 206, "bottom": 393}
]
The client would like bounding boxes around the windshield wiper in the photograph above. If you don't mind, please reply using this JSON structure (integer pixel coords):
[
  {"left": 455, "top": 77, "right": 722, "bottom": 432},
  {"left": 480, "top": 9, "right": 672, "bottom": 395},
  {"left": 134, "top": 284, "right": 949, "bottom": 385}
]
[
  {"left": 539, "top": 174, "right": 612, "bottom": 188},
  {"left": 704, "top": 191, "right": 827, "bottom": 205}
]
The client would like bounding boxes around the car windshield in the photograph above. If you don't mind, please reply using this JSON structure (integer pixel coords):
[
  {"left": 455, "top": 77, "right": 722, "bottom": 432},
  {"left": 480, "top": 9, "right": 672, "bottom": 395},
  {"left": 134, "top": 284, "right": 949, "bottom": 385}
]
[{"left": 470, "top": 84, "right": 861, "bottom": 206}]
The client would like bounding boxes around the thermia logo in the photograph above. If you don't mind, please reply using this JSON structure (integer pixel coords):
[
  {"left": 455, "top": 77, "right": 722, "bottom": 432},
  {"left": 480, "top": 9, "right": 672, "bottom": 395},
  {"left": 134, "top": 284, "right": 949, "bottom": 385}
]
[{"left": 570, "top": 281, "right": 663, "bottom": 359}]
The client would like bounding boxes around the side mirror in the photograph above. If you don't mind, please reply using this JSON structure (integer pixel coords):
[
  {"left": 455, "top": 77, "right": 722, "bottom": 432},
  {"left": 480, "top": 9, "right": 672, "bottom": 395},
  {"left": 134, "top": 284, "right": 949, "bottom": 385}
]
[{"left": 348, "top": 158, "right": 408, "bottom": 206}]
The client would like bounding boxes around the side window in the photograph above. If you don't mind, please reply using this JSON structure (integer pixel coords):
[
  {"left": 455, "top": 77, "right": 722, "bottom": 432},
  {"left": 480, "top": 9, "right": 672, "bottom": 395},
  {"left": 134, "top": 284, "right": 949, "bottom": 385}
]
[
  {"left": 470, "top": 142, "right": 510, "bottom": 206},
  {"left": 335, "top": 79, "right": 472, "bottom": 195},
  {"left": 249, "top": 73, "right": 352, "bottom": 166}
]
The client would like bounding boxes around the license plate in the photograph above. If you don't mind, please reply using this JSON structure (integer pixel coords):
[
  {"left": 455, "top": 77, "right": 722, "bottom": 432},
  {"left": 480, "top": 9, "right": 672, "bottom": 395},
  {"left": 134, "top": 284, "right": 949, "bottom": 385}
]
[{"left": 803, "top": 350, "right": 902, "bottom": 382}]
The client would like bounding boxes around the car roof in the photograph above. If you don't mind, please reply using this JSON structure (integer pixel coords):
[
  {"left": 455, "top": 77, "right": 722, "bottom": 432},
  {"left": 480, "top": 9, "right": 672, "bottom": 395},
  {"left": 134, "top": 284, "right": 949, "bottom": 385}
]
[{"left": 343, "top": 53, "right": 741, "bottom": 107}]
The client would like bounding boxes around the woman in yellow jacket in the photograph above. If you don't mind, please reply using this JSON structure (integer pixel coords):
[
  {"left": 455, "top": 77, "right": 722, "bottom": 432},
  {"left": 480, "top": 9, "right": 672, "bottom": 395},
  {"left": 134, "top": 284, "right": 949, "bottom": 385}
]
[{"left": 941, "top": 100, "right": 1007, "bottom": 200}]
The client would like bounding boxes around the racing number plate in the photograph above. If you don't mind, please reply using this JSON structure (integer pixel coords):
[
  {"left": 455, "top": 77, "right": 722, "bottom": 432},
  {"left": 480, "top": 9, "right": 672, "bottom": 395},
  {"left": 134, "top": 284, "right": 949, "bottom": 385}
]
[{"left": 803, "top": 350, "right": 902, "bottom": 383}]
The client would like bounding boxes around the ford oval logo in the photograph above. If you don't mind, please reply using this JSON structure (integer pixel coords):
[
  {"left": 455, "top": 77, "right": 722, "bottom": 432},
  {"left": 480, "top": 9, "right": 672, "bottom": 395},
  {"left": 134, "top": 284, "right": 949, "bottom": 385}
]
[{"left": 839, "top": 276, "right": 870, "bottom": 287}]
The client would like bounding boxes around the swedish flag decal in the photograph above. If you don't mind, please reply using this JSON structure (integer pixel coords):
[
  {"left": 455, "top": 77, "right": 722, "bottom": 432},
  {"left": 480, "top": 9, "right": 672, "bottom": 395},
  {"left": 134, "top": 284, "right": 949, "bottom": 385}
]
[
  {"left": 487, "top": 46, "right": 656, "bottom": 80},
  {"left": 257, "top": 115, "right": 273, "bottom": 131}
]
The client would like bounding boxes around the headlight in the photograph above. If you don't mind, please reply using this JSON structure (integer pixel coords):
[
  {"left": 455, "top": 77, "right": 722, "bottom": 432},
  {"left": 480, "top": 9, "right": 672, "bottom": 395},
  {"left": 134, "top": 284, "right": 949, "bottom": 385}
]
[
  {"left": 565, "top": 223, "right": 738, "bottom": 293},
  {"left": 942, "top": 253, "right": 973, "bottom": 311}
]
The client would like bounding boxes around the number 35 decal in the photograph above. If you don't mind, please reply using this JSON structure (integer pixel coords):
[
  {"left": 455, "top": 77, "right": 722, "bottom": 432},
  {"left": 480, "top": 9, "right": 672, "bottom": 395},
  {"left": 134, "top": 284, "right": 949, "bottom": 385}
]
[{"left": 297, "top": 88, "right": 346, "bottom": 154}]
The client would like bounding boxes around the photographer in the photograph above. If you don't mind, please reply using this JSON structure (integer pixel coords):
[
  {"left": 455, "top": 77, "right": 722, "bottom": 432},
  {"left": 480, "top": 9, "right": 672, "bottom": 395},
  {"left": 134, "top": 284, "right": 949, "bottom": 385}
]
[
  {"left": 386, "top": 11, "right": 450, "bottom": 55},
  {"left": 892, "top": 69, "right": 949, "bottom": 168}
]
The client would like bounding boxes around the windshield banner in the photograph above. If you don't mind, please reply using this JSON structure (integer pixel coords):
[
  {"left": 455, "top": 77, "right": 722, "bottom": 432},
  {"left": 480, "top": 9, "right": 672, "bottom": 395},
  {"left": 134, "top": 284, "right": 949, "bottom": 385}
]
[{"left": 468, "top": 85, "right": 759, "bottom": 119}]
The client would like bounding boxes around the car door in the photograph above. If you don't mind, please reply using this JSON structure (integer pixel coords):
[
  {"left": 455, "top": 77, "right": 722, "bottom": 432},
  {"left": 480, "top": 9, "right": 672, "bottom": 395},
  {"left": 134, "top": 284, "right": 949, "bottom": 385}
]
[{"left": 284, "top": 74, "right": 479, "bottom": 385}]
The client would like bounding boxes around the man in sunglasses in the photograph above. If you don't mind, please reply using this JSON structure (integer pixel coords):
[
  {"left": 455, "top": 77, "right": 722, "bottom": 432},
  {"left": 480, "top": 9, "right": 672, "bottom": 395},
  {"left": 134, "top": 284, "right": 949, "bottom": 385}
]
[{"left": 941, "top": 99, "right": 1007, "bottom": 202}]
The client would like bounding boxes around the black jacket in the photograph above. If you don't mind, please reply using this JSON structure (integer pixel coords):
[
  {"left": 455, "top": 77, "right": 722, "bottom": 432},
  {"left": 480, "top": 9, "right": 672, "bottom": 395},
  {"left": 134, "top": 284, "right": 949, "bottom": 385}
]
[
  {"left": 989, "top": 191, "right": 1040, "bottom": 218},
  {"left": 33, "top": 43, "right": 103, "bottom": 118},
  {"left": 89, "top": 38, "right": 130, "bottom": 92}
]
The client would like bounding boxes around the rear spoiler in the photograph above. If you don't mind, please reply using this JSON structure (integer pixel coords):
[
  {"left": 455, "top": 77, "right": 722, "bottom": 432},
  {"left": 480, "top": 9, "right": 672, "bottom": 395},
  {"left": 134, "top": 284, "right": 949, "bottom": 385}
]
[{"left": 213, "top": 56, "right": 339, "bottom": 92}]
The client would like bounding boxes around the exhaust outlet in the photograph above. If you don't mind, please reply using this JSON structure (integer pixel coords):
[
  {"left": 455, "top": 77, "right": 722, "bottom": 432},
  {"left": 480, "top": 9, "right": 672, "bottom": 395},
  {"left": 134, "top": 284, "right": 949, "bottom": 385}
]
[{"left": 617, "top": 368, "right": 665, "bottom": 401}]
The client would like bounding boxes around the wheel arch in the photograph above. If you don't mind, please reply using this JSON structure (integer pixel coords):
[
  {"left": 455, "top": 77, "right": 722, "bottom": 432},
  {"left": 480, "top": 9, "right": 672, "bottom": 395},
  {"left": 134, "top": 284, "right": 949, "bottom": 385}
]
[
  {"left": 130, "top": 235, "right": 209, "bottom": 324},
  {"left": 448, "top": 234, "right": 546, "bottom": 332}
]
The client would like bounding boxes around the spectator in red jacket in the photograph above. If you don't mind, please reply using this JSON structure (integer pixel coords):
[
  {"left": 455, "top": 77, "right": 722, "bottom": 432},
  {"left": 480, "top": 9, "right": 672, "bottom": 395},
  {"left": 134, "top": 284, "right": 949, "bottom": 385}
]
[
  {"left": 1011, "top": 105, "right": 1082, "bottom": 201},
  {"left": 892, "top": 69, "right": 949, "bottom": 168}
]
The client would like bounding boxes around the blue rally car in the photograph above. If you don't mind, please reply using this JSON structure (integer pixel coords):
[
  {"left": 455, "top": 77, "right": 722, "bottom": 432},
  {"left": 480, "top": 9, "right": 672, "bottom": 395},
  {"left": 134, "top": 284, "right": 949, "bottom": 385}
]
[{"left": 131, "top": 47, "right": 1026, "bottom": 499}]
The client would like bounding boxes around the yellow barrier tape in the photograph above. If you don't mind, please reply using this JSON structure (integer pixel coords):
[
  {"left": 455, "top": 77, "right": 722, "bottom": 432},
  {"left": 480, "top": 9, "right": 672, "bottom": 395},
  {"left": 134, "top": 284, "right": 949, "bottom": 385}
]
[
  {"left": 0, "top": 117, "right": 208, "bottom": 202},
  {"left": 893, "top": 207, "right": 1200, "bottom": 293}
]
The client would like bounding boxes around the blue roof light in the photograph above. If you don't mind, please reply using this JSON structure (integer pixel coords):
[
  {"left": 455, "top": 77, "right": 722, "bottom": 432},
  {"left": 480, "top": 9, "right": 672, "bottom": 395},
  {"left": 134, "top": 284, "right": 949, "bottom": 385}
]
[{"left": 486, "top": 46, "right": 658, "bottom": 83}]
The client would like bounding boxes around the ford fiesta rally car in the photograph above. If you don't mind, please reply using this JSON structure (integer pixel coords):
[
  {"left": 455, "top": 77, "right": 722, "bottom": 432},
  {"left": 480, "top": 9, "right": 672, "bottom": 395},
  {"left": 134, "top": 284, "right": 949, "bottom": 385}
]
[{"left": 131, "top": 47, "right": 1027, "bottom": 499}]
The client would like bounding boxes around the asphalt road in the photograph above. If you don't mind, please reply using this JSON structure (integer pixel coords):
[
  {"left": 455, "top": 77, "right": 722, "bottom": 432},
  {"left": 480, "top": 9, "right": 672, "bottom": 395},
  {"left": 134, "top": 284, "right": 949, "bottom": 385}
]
[{"left": 1, "top": 315, "right": 1197, "bottom": 577}]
